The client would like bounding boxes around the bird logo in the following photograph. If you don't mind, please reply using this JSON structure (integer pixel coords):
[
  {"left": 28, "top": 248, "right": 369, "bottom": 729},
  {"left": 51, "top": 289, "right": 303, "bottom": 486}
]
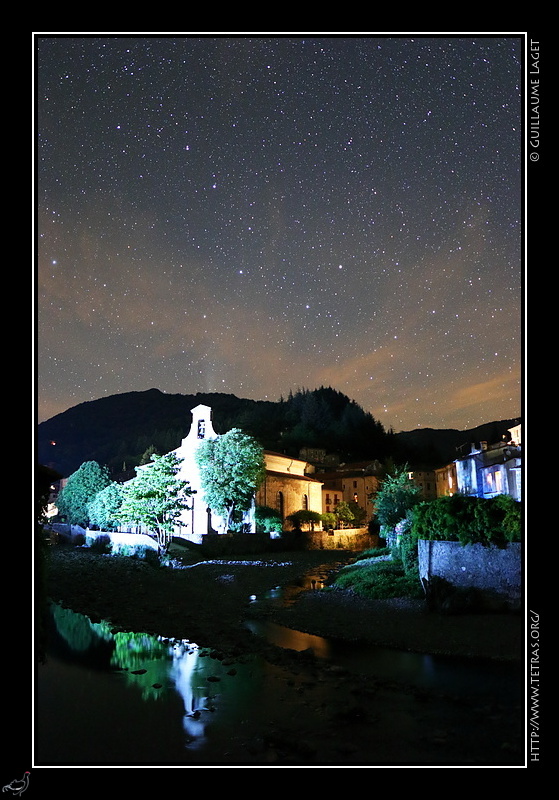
[{"left": 2, "top": 773, "right": 30, "bottom": 796}]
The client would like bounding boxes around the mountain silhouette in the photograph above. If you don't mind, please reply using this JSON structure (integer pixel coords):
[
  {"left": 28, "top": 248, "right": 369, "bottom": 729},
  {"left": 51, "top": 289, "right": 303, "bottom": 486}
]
[{"left": 37, "top": 387, "right": 520, "bottom": 478}]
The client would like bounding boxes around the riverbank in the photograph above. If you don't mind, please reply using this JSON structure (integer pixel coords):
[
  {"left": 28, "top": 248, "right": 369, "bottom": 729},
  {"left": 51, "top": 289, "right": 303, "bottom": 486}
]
[{"left": 42, "top": 545, "right": 523, "bottom": 662}]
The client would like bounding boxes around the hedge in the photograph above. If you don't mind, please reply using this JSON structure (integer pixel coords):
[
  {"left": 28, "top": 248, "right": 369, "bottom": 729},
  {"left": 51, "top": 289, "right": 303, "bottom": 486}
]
[{"left": 409, "top": 494, "right": 522, "bottom": 549}]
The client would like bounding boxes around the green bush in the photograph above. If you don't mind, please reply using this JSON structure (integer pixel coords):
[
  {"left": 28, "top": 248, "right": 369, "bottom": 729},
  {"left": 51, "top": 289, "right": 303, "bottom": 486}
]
[
  {"left": 486, "top": 494, "right": 523, "bottom": 544},
  {"left": 398, "top": 532, "right": 420, "bottom": 578},
  {"left": 410, "top": 494, "right": 522, "bottom": 548},
  {"left": 255, "top": 505, "right": 283, "bottom": 533},
  {"left": 112, "top": 543, "right": 151, "bottom": 559},
  {"left": 330, "top": 494, "right": 521, "bottom": 602},
  {"left": 321, "top": 512, "right": 337, "bottom": 529}
]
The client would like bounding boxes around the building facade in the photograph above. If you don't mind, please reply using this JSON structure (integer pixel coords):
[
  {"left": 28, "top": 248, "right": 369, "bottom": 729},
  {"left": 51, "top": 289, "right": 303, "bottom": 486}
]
[
  {"left": 255, "top": 451, "right": 324, "bottom": 526},
  {"left": 407, "top": 468, "right": 437, "bottom": 500},
  {"left": 453, "top": 424, "right": 522, "bottom": 501},
  {"left": 319, "top": 463, "right": 380, "bottom": 520},
  {"left": 435, "top": 462, "right": 458, "bottom": 497}
]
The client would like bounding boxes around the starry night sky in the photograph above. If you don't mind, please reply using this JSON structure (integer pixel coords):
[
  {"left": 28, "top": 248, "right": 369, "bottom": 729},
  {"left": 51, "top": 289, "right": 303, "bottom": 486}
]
[{"left": 36, "top": 35, "right": 523, "bottom": 432}]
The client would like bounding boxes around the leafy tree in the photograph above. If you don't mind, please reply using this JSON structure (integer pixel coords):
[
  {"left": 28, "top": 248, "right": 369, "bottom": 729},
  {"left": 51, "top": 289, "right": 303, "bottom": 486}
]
[
  {"left": 286, "top": 509, "right": 323, "bottom": 531},
  {"left": 87, "top": 482, "right": 123, "bottom": 531},
  {"left": 56, "top": 461, "right": 112, "bottom": 527},
  {"left": 195, "top": 429, "right": 266, "bottom": 534},
  {"left": 321, "top": 512, "right": 337, "bottom": 530},
  {"left": 348, "top": 500, "right": 367, "bottom": 527},
  {"left": 372, "top": 465, "right": 422, "bottom": 530},
  {"left": 333, "top": 500, "right": 355, "bottom": 528},
  {"left": 118, "top": 452, "right": 193, "bottom": 552},
  {"left": 334, "top": 499, "right": 367, "bottom": 528}
]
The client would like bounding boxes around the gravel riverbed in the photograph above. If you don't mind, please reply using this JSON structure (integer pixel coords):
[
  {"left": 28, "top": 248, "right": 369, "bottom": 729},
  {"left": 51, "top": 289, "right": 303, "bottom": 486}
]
[{"left": 42, "top": 545, "right": 523, "bottom": 662}]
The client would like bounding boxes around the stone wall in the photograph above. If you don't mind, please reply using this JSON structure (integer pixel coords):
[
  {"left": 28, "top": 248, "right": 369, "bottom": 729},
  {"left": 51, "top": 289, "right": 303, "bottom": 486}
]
[
  {"left": 199, "top": 532, "right": 282, "bottom": 556},
  {"left": 45, "top": 525, "right": 160, "bottom": 554},
  {"left": 306, "top": 527, "right": 375, "bottom": 551},
  {"left": 46, "top": 523, "right": 87, "bottom": 543},
  {"left": 85, "top": 530, "right": 159, "bottom": 553},
  {"left": 418, "top": 539, "right": 521, "bottom": 607}
]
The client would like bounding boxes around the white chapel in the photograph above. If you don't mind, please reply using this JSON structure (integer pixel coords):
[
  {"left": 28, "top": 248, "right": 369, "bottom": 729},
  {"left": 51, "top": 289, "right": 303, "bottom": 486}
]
[{"left": 170, "top": 404, "right": 256, "bottom": 543}]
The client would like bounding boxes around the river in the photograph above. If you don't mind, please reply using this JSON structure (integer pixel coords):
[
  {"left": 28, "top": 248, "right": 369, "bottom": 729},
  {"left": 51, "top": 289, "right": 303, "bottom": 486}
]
[{"left": 35, "top": 563, "right": 525, "bottom": 767}]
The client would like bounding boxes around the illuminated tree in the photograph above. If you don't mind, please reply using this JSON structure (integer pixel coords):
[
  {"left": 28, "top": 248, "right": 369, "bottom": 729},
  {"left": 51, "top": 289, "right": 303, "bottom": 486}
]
[
  {"left": 320, "top": 512, "right": 337, "bottom": 530},
  {"left": 56, "top": 460, "right": 112, "bottom": 527},
  {"left": 118, "top": 452, "right": 193, "bottom": 552},
  {"left": 334, "top": 500, "right": 358, "bottom": 528},
  {"left": 87, "top": 482, "right": 123, "bottom": 531},
  {"left": 372, "top": 466, "right": 422, "bottom": 529},
  {"left": 347, "top": 500, "right": 367, "bottom": 527},
  {"left": 195, "top": 428, "right": 266, "bottom": 533}
]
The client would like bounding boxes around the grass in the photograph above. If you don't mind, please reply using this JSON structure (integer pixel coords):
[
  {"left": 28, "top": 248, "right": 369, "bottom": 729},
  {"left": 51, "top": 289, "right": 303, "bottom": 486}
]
[
  {"left": 331, "top": 550, "right": 424, "bottom": 600},
  {"left": 353, "top": 546, "right": 392, "bottom": 561}
]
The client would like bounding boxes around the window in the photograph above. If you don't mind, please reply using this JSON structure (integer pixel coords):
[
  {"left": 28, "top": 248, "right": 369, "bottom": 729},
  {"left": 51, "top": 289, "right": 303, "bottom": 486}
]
[
  {"left": 276, "top": 491, "right": 284, "bottom": 518},
  {"left": 302, "top": 494, "right": 308, "bottom": 510},
  {"left": 495, "top": 471, "right": 503, "bottom": 493}
]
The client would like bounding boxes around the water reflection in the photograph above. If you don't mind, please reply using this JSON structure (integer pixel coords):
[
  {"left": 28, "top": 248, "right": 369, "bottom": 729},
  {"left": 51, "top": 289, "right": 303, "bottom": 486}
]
[
  {"left": 264, "top": 566, "right": 338, "bottom": 607},
  {"left": 37, "top": 600, "right": 522, "bottom": 766},
  {"left": 249, "top": 565, "right": 522, "bottom": 703},
  {"left": 245, "top": 619, "right": 332, "bottom": 658},
  {"left": 245, "top": 619, "right": 522, "bottom": 702},
  {"left": 40, "top": 603, "right": 256, "bottom": 760}
]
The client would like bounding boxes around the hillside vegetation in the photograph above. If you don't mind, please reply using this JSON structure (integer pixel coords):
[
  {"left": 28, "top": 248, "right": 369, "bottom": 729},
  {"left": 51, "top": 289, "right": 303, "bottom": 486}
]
[{"left": 38, "top": 386, "right": 520, "bottom": 479}]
